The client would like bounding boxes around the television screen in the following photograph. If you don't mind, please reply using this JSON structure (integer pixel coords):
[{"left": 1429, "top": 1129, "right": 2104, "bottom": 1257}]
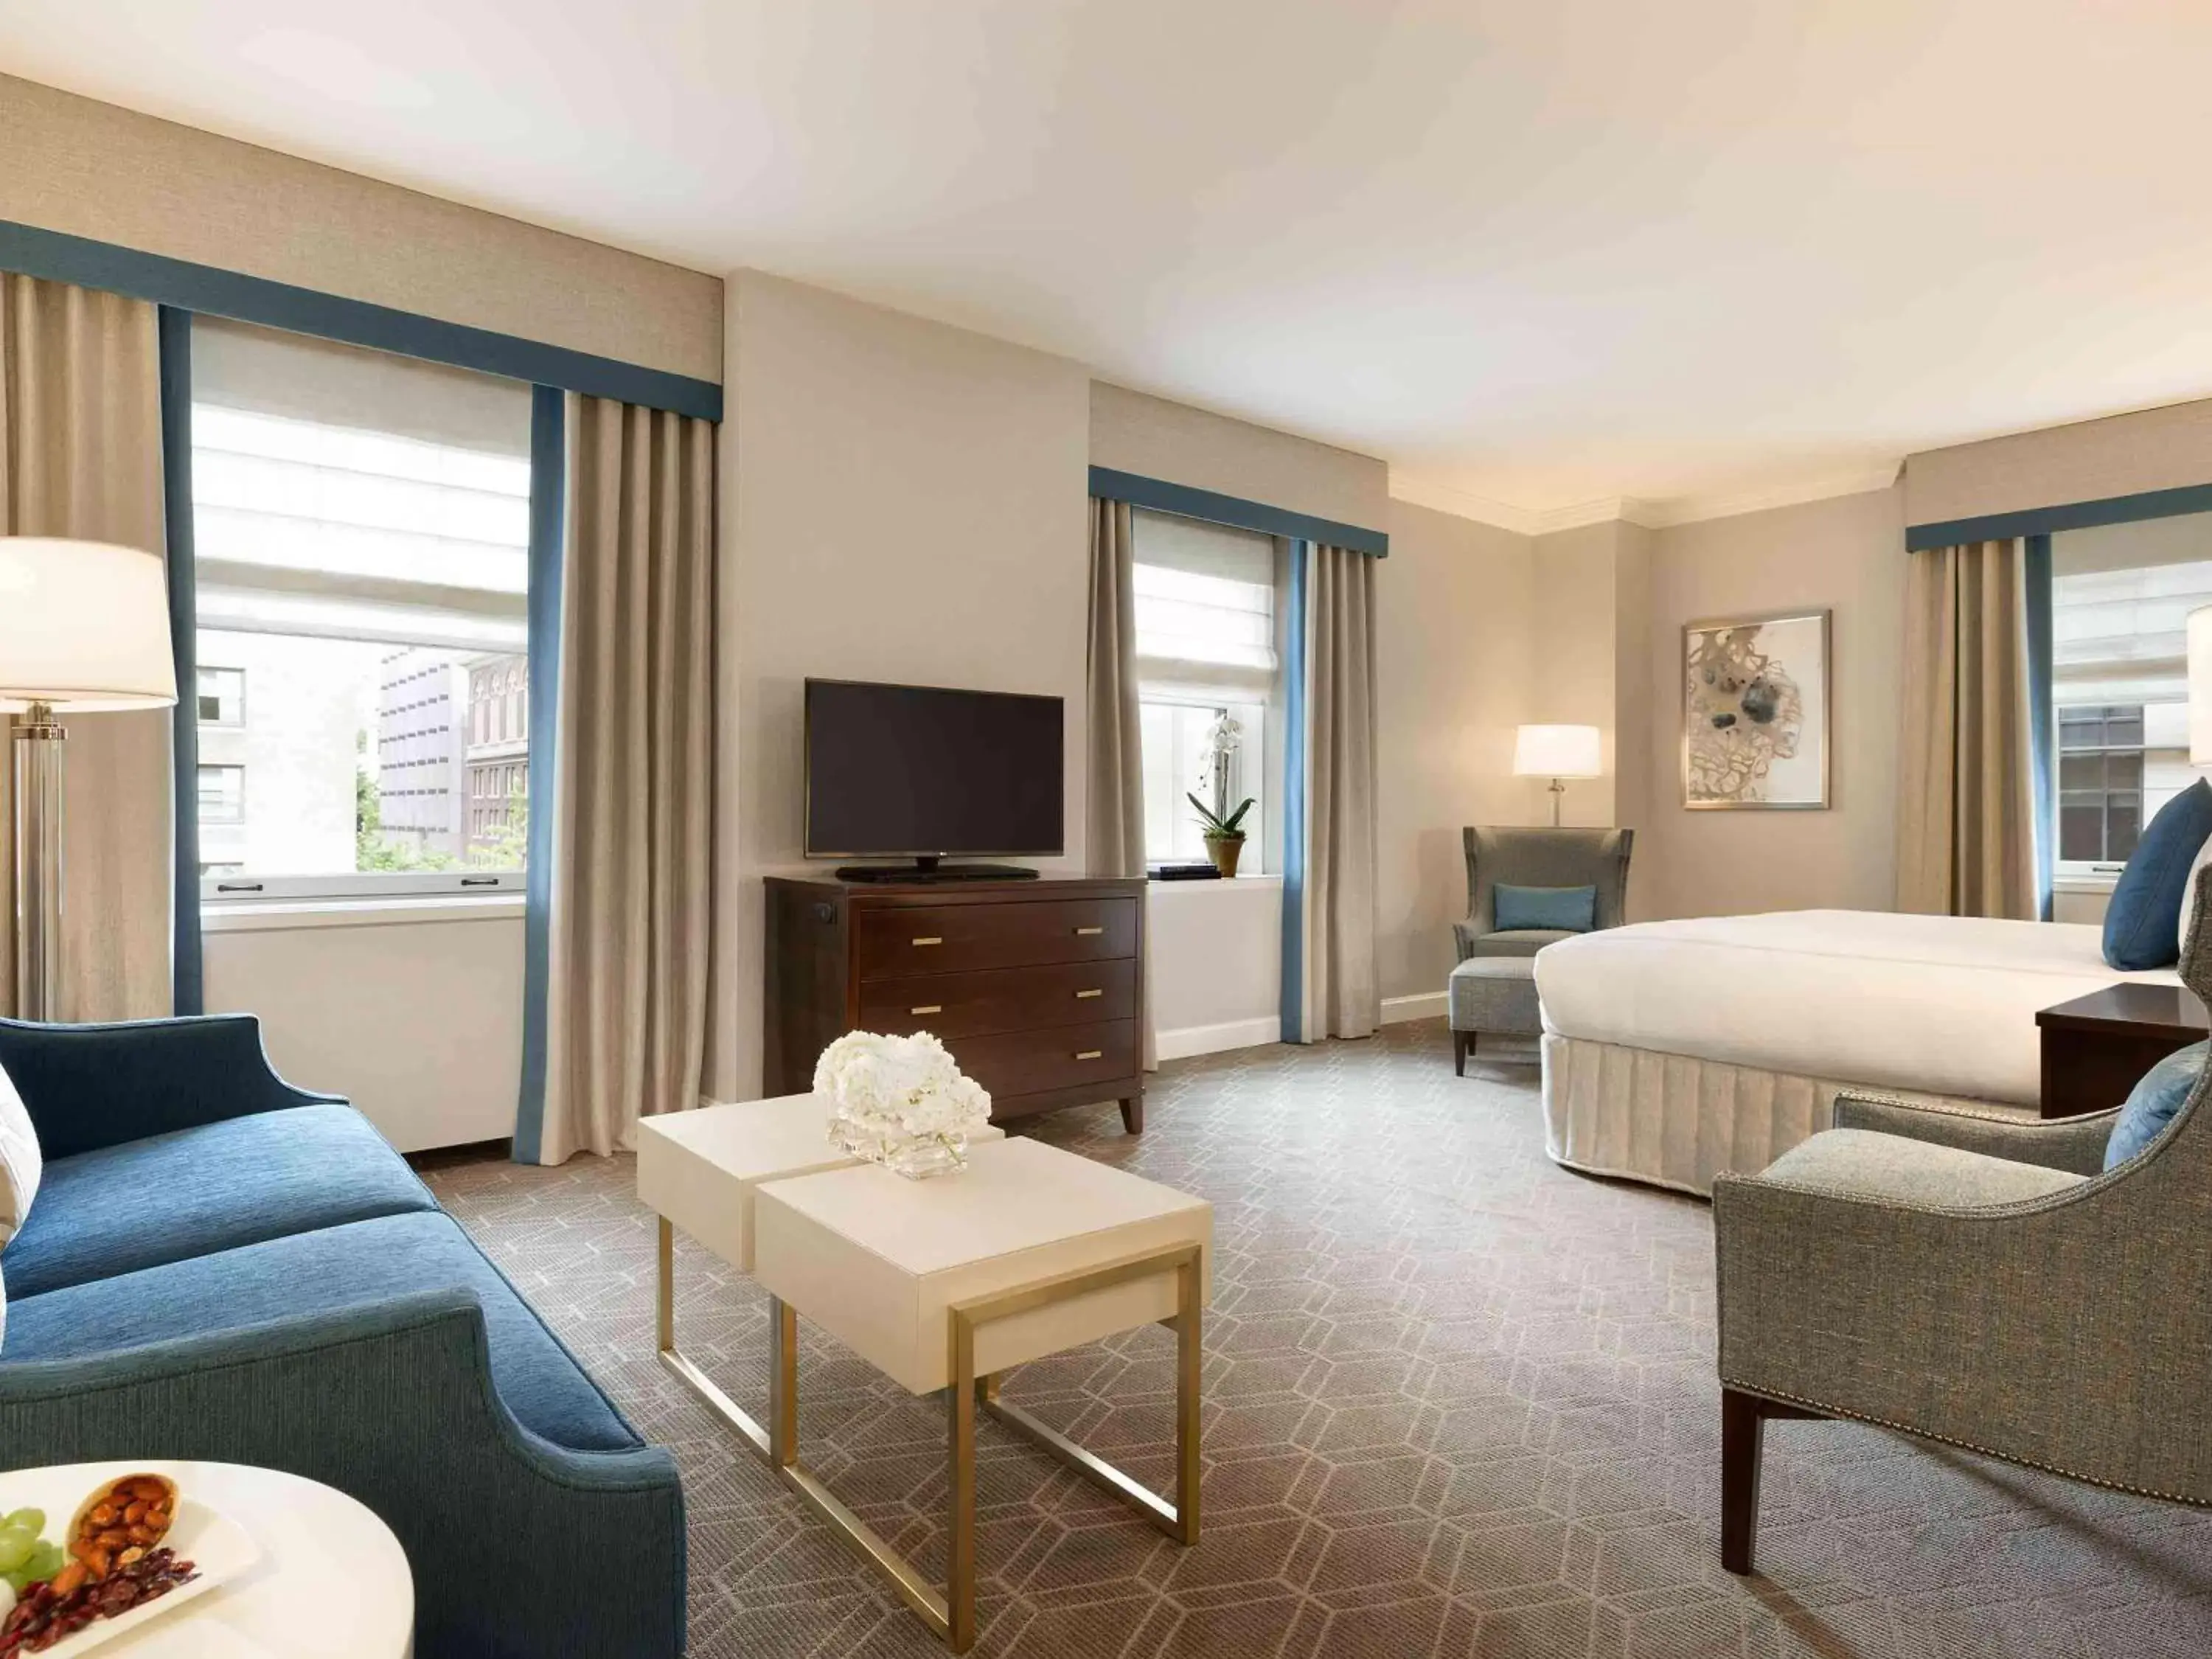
[{"left": 804, "top": 679, "right": 1065, "bottom": 858}]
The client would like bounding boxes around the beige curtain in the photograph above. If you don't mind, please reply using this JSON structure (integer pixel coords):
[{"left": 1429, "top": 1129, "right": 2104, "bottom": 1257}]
[
  {"left": 537, "top": 394, "right": 715, "bottom": 1163},
  {"left": 1896, "top": 538, "right": 2038, "bottom": 919},
  {"left": 1297, "top": 543, "right": 1380, "bottom": 1040},
  {"left": 0, "top": 274, "right": 171, "bottom": 1021},
  {"left": 1086, "top": 498, "right": 1144, "bottom": 878},
  {"left": 1086, "top": 495, "right": 1155, "bottom": 1069}
]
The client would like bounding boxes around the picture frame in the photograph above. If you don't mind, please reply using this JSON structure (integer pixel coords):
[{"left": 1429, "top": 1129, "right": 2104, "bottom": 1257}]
[{"left": 1680, "top": 608, "right": 1831, "bottom": 810}]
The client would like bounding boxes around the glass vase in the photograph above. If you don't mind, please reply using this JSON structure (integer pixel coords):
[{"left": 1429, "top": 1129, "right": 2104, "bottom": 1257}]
[{"left": 883, "top": 1133, "right": 970, "bottom": 1181}]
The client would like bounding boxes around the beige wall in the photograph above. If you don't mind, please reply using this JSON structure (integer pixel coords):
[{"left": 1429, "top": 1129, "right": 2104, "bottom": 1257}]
[
  {"left": 1375, "top": 500, "right": 1537, "bottom": 1004},
  {"left": 708, "top": 272, "right": 1093, "bottom": 1099},
  {"left": 1528, "top": 522, "right": 1634, "bottom": 831},
  {"left": 0, "top": 74, "right": 722, "bottom": 381},
  {"left": 1633, "top": 486, "right": 1905, "bottom": 919},
  {"left": 1090, "top": 382, "right": 1389, "bottom": 535}
]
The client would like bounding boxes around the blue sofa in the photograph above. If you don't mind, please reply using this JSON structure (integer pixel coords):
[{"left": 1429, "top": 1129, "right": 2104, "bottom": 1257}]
[{"left": 0, "top": 1014, "right": 684, "bottom": 1658}]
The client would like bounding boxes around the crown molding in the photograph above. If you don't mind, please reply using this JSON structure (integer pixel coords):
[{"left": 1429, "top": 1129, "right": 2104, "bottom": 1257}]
[
  {"left": 1638, "top": 467, "right": 1902, "bottom": 528},
  {"left": 1386, "top": 474, "right": 1545, "bottom": 535},
  {"left": 1390, "top": 465, "right": 1901, "bottom": 538}
]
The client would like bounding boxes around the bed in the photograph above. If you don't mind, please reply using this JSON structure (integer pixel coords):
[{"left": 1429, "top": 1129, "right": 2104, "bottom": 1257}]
[{"left": 1532, "top": 909, "right": 2178, "bottom": 1197}]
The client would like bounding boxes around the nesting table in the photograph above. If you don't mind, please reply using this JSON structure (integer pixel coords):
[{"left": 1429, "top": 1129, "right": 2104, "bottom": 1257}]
[{"left": 636, "top": 1095, "right": 1211, "bottom": 1653}]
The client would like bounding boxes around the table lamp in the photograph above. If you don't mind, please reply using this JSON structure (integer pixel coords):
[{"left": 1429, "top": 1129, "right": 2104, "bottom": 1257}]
[
  {"left": 0, "top": 538, "right": 178, "bottom": 1020},
  {"left": 1512, "top": 723, "right": 1602, "bottom": 827}
]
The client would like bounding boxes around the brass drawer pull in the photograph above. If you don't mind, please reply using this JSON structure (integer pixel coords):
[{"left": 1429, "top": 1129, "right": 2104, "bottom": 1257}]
[
  {"left": 1074, "top": 988, "right": 1104, "bottom": 1000},
  {"left": 910, "top": 1004, "right": 943, "bottom": 1015},
  {"left": 1074, "top": 1049, "right": 1105, "bottom": 1061},
  {"left": 911, "top": 936, "right": 942, "bottom": 946},
  {"left": 1073, "top": 925, "right": 1105, "bottom": 936}
]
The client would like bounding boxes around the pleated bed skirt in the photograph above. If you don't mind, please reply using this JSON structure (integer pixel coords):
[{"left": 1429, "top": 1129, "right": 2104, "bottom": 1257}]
[{"left": 1538, "top": 1032, "right": 2027, "bottom": 1198}]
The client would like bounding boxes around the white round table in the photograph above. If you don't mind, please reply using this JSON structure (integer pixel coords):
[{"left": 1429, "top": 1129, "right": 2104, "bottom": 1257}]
[{"left": 4, "top": 1461, "right": 411, "bottom": 1658}]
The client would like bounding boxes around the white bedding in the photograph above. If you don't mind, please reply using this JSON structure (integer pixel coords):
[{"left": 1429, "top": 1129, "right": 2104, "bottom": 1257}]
[{"left": 1534, "top": 909, "right": 2177, "bottom": 1107}]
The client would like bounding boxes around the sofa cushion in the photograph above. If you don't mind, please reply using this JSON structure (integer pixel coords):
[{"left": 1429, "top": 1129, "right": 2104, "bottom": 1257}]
[
  {"left": 2105, "top": 1039, "right": 2208, "bottom": 1170},
  {"left": 3, "top": 1211, "right": 639, "bottom": 1453},
  {"left": 1, "top": 1105, "right": 439, "bottom": 1298},
  {"left": 1761, "top": 1128, "right": 2085, "bottom": 1208},
  {"left": 2104, "top": 778, "right": 2212, "bottom": 970},
  {"left": 1463, "top": 928, "right": 1575, "bottom": 959}
]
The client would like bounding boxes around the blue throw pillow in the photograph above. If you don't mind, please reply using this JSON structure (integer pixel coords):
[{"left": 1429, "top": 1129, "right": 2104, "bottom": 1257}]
[
  {"left": 2104, "top": 779, "right": 2212, "bottom": 970},
  {"left": 2105, "top": 1039, "right": 2208, "bottom": 1169},
  {"left": 1492, "top": 883, "right": 1597, "bottom": 933}
]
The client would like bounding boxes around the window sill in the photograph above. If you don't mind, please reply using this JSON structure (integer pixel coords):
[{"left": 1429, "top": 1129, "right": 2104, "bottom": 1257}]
[
  {"left": 2051, "top": 872, "right": 2122, "bottom": 895},
  {"left": 1146, "top": 873, "right": 1284, "bottom": 895},
  {"left": 201, "top": 894, "right": 527, "bottom": 934}
]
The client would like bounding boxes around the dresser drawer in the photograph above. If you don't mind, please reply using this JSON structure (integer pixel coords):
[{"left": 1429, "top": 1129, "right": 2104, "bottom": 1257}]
[
  {"left": 860, "top": 959, "right": 1138, "bottom": 1039},
  {"left": 856, "top": 897, "right": 1138, "bottom": 979},
  {"left": 945, "top": 1019, "right": 1139, "bottom": 1103}
]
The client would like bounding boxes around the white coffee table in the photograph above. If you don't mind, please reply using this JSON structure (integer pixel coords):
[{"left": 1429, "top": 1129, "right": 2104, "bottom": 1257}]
[
  {"left": 637, "top": 1103, "right": 1210, "bottom": 1655},
  {"left": 0, "top": 1461, "right": 411, "bottom": 1658},
  {"left": 636, "top": 1092, "right": 1005, "bottom": 1453}
]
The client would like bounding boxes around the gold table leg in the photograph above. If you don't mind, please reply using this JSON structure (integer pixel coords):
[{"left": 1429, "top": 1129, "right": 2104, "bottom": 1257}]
[
  {"left": 669, "top": 1228, "right": 1203, "bottom": 1655},
  {"left": 653, "top": 1217, "right": 772, "bottom": 1458}
]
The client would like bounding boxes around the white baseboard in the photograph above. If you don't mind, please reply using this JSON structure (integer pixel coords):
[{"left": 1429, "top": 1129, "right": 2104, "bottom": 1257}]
[
  {"left": 1381, "top": 991, "right": 1447, "bottom": 1025},
  {"left": 1155, "top": 1015, "right": 1281, "bottom": 1062}
]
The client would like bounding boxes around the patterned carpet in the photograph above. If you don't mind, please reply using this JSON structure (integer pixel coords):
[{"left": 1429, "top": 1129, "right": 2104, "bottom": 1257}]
[{"left": 422, "top": 1021, "right": 2212, "bottom": 1658}]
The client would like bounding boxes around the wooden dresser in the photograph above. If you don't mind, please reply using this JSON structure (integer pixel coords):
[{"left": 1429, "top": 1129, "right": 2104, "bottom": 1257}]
[{"left": 764, "top": 875, "right": 1147, "bottom": 1131}]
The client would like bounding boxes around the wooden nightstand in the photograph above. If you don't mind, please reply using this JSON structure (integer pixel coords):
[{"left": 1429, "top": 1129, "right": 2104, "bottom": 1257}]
[{"left": 2036, "top": 982, "right": 2210, "bottom": 1119}]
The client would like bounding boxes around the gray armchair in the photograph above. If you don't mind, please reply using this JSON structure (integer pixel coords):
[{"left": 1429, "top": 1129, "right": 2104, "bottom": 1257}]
[
  {"left": 1448, "top": 827, "right": 1633, "bottom": 1074},
  {"left": 1711, "top": 873, "right": 2212, "bottom": 1575}
]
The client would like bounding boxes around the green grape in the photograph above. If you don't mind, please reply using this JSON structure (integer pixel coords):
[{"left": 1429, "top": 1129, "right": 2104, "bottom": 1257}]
[
  {"left": 0, "top": 1528, "right": 33, "bottom": 1573},
  {"left": 0, "top": 1511, "right": 41, "bottom": 1536},
  {"left": 24, "top": 1541, "right": 62, "bottom": 1583}
]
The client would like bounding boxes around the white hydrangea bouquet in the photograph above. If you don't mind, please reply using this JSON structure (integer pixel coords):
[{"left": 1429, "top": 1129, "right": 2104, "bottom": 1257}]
[{"left": 814, "top": 1029, "right": 993, "bottom": 1180}]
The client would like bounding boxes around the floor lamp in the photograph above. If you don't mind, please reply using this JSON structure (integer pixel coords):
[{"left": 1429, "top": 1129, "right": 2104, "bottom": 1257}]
[
  {"left": 0, "top": 538, "right": 178, "bottom": 1021},
  {"left": 1512, "top": 723, "right": 1602, "bottom": 827}
]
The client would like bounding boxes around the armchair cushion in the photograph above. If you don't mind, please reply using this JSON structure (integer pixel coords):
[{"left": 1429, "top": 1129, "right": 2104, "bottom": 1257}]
[
  {"left": 0, "top": 1104, "right": 438, "bottom": 1299},
  {"left": 2103, "top": 778, "right": 2212, "bottom": 969},
  {"left": 1492, "top": 883, "right": 1596, "bottom": 933},
  {"left": 1761, "top": 1128, "right": 2086, "bottom": 1208},
  {"left": 2105, "top": 1039, "right": 2208, "bottom": 1170},
  {"left": 1459, "top": 928, "right": 1576, "bottom": 959},
  {"left": 5, "top": 1211, "right": 639, "bottom": 1454},
  {"left": 1833, "top": 1093, "right": 2115, "bottom": 1176}
]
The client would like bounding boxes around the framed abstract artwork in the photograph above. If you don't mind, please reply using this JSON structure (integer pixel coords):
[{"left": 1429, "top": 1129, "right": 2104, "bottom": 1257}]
[{"left": 1680, "top": 609, "right": 1831, "bottom": 810}]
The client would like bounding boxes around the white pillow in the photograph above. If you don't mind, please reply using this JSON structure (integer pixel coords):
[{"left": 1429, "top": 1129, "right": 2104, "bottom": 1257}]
[
  {"left": 2184, "top": 831, "right": 2212, "bottom": 966},
  {"left": 0, "top": 1059, "right": 38, "bottom": 1357},
  {"left": 0, "top": 1057, "right": 41, "bottom": 1252}
]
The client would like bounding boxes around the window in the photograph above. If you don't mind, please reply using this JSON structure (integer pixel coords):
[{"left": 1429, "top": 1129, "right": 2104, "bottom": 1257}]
[
  {"left": 2050, "top": 518, "right": 2212, "bottom": 874},
  {"left": 1131, "top": 509, "right": 1279, "bottom": 869},
  {"left": 197, "top": 764, "right": 245, "bottom": 823},
  {"left": 188, "top": 317, "right": 532, "bottom": 900},
  {"left": 2058, "top": 706, "right": 2144, "bottom": 864},
  {"left": 196, "top": 666, "right": 245, "bottom": 726}
]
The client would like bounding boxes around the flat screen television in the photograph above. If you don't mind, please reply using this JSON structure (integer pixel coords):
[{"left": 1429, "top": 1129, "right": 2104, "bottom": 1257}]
[{"left": 804, "top": 678, "right": 1064, "bottom": 880}]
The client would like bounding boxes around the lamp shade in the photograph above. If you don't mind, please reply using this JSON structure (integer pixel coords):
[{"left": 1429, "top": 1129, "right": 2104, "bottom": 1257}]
[
  {"left": 0, "top": 537, "right": 178, "bottom": 712},
  {"left": 2191, "top": 606, "right": 2212, "bottom": 767},
  {"left": 1512, "top": 723, "right": 1601, "bottom": 779}
]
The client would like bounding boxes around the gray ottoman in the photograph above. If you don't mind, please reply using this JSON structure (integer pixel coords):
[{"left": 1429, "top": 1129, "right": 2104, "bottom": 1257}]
[{"left": 1448, "top": 956, "right": 1540, "bottom": 1074}]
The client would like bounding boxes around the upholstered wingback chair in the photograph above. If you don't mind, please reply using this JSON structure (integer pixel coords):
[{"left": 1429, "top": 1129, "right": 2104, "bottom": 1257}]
[
  {"left": 1711, "top": 870, "right": 2212, "bottom": 1575},
  {"left": 1454, "top": 827, "right": 1635, "bottom": 960}
]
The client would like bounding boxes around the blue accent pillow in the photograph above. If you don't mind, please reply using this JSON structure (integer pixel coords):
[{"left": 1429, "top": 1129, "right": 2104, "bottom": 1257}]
[
  {"left": 1492, "top": 883, "right": 1597, "bottom": 933},
  {"left": 2105, "top": 1039, "right": 2207, "bottom": 1169},
  {"left": 2104, "top": 779, "right": 2212, "bottom": 970}
]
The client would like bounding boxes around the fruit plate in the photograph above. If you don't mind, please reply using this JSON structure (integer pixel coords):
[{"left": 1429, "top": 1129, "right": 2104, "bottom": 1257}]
[{"left": 0, "top": 1462, "right": 260, "bottom": 1657}]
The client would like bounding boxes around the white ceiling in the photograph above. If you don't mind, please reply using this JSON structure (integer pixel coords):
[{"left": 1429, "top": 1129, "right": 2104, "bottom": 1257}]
[{"left": 7, "top": 1, "right": 2212, "bottom": 527}]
